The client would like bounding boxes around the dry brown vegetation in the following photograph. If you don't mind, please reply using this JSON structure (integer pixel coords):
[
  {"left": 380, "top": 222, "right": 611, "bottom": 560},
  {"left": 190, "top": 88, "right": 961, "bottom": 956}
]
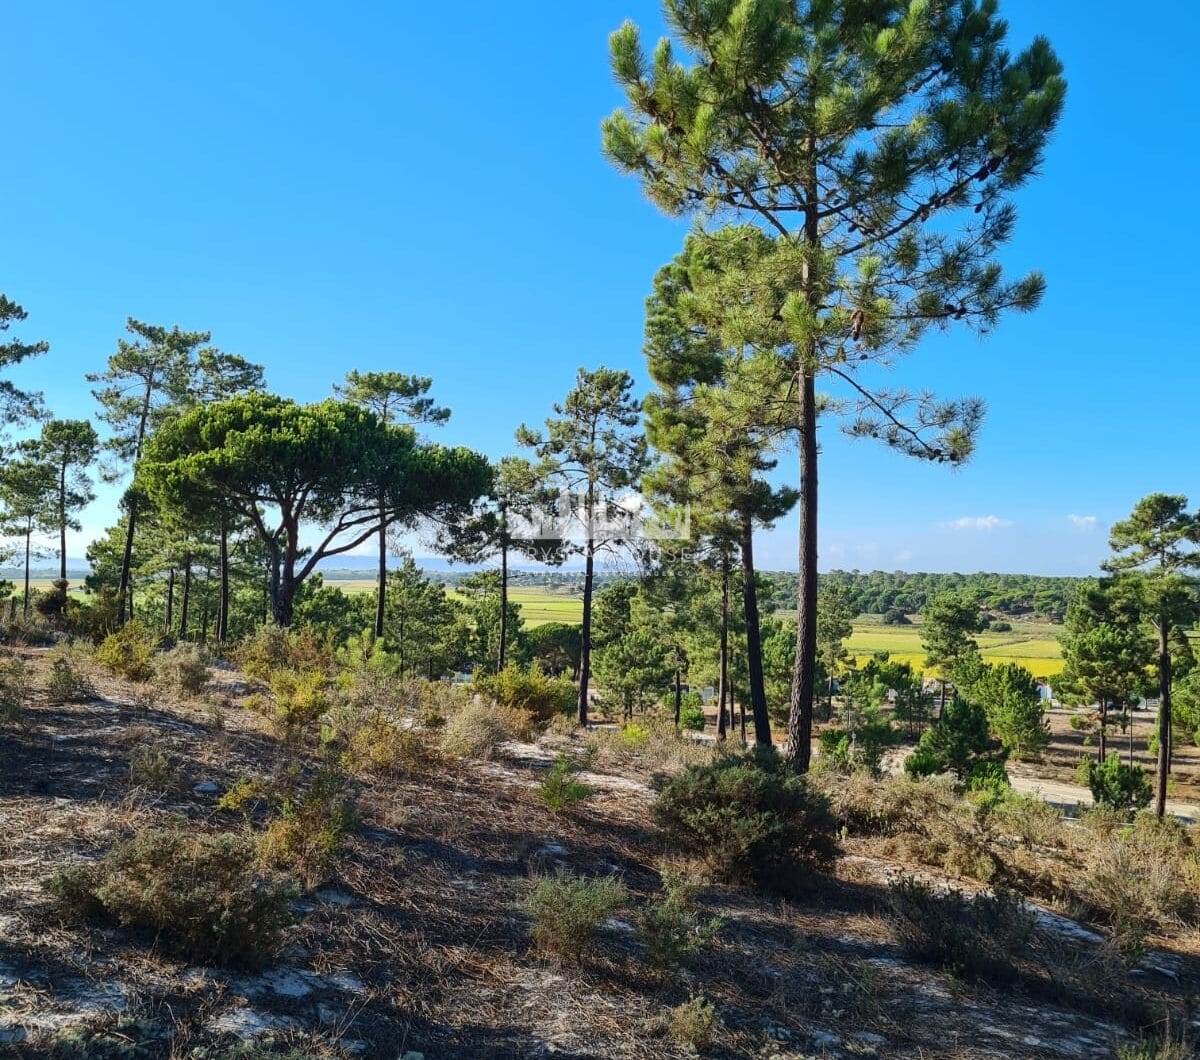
[{"left": 0, "top": 642, "right": 1197, "bottom": 1059}]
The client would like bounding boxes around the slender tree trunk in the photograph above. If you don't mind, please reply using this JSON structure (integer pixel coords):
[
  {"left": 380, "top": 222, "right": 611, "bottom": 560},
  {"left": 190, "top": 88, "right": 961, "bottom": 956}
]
[
  {"left": 117, "top": 502, "right": 138, "bottom": 625},
  {"left": 739, "top": 507, "right": 772, "bottom": 746},
  {"left": 164, "top": 568, "right": 175, "bottom": 632},
  {"left": 673, "top": 665, "right": 682, "bottom": 727},
  {"left": 1098, "top": 699, "right": 1107, "bottom": 763},
  {"left": 22, "top": 525, "right": 31, "bottom": 619},
  {"left": 178, "top": 551, "right": 192, "bottom": 640},
  {"left": 117, "top": 384, "right": 154, "bottom": 626},
  {"left": 497, "top": 517, "right": 509, "bottom": 672},
  {"left": 58, "top": 465, "right": 68, "bottom": 582},
  {"left": 1155, "top": 610, "right": 1172, "bottom": 819},
  {"left": 216, "top": 514, "right": 229, "bottom": 643},
  {"left": 787, "top": 369, "right": 819, "bottom": 771},
  {"left": 373, "top": 494, "right": 387, "bottom": 640},
  {"left": 577, "top": 535, "right": 595, "bottom": 727},
  {"left": 718, "top": 558, "right": 730, "bottom": 741}
]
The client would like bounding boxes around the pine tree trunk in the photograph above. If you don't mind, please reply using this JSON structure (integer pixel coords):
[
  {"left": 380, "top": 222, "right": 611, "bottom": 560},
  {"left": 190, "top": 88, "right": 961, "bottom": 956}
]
[
  {"left": 739, "top": 507, "right": 772, "bottom": 746},
  {"left": 1098, "top": 699, "right": 1107, "bottom": 763},
  {"left": 22, "top": 525, "right": 31, "bottom": 619},
  {"left": 1155, "top": 609, "right": 1172, "bottom": 819},
  {"left": 577, "top": 535, "right": 595, "bottom": 727},
  {"left": 498, "top": 521, "right": 509, "bottom": 672},
  {"left": 373, "top": 495, "right": 387, "bottom": 640},
  {"left": 673, "top": 666, "right": 682, "bottom": 727},
  {"left": 117, "top": 384, "right": 154, "bottom": 627},
  {"left": 164, "top": 568, "right": 175, "bottom": 632},
  {"left": 718, "top": 559, "right": 729, "bottom": 741},
  {"left": 786, "top": 368, "right": 818, "bottom": 771},
  {"left": 178, "top": 552, "right": 192, "bottom": 640},
  {"left": 58, "top": 464, "right": 68, "bottom": 582},
  {"left": 217, "top": 515, "right": 229, "bottom": 643}
]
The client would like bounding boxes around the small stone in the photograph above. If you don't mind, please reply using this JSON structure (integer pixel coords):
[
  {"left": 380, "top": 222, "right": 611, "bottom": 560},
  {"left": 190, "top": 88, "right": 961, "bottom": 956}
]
[
  {"left": 314, "top": 888, "right": 357, "bottom": 907},
  {"left": 193, "top": 781, "right": 220, "bottom": 795},
  {"left": 0, "top": 1027, "right": 27, "bottom": 1045}
]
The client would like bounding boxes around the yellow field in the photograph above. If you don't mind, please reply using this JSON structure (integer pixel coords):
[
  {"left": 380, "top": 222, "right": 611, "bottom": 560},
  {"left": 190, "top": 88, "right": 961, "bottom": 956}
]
[
  {"left": 444, "top": 586, "right": 583, "bottom": 627},
  {"left": 845, "top": 617, "right": 1063, "bottom": 678}
]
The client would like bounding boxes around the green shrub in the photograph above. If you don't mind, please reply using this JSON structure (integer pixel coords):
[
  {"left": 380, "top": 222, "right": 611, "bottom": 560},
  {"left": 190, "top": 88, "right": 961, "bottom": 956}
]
[
  {"left": 0, "top": 653, "right": 29, "bottom": 725},
  {"left": 887, "top": 876, "right": 1034, "bottom": 982},
  {"left": 537, "top": 754, "right": 594, "bottom": 814},
  {"left": 634, "top": 864, "right": 721, "bottom": 969},
  {"left": 348, "top": 717, "right": 441, "bottom": 774},
  {"left": 667, "top": 995, "right": 718, "bottom": 1051},
  {"left": 904, "top": 697, "right": 1004, "bottom": 780},
  {"left": 476, "top": 665, "right": 576, "bottom": 726},
  {"left": 235, "top": 625, "right": 332, "bottom": 682},
  {"left": 817, "top": 715, "right": 894, "bottom": 776},
  {"left": 33, "top": 579, "right": 70, "bottom": 620},
  {"left": 652, "top": 750, "right": 838, "bottom": 887},
  {"left": 997, "top": 793, "right": 1063, "bottom": 848},
  {"left": 524, "top": 869, "right": 627, "bottom": 960},
  {"left": 95, "top": 622, "right": 157, "bottom": 682},
  {"left": 679, "top": 702, "right": 706, "bottom": 732},
  {"left": 258, "top": 763, "right": 359, "bottom": 890},
  {"left": 127, "top": 743, "right": 178, "bottom": 791},
  {"left": 45, "top": 828, "right": 296, "bottom": 967},
  {"left": 1080, "top": 752, "right": 1152, "bottom": 814},
  {"left": 46, "top": 653, "right": 96, "bottom": 703},
  {"left": 267, "top": 667, "right": 334, "bottom": 739},
  {"left": 153, "top": 643, "right": 211, "bottom": 695}
]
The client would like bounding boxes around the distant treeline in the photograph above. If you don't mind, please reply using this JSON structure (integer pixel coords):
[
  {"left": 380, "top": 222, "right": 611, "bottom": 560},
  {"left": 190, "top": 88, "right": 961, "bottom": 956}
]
[
  {"left": 419, "top": 567, "right": 1081, "bottom": 620},
  {"left": 763, "top": 570, "right": 1080, "bottom": 621}
]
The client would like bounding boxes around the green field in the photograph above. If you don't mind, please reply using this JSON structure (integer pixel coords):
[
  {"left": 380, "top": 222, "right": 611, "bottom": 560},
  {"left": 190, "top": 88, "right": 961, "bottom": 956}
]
[
  {"left": 48, "top": 568, "right": 1067, "bottom": 674},
  {"left": 445, "top": 586, "right": 583, "bottom": 627},
  {"left": 845, "top": 615, "right": 1063, "bottom": 678}
]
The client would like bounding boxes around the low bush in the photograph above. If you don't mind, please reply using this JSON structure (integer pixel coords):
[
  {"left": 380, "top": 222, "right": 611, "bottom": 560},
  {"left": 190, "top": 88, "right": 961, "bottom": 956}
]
[
  {"left": 95, "top": 622, "right": 157, "bottom": 682},
  {"left": 127, "top": 743, "right": 179, "bottom": 791},
  {"left": 634, "top": 864, "right": 721, "bottom": 970},
  {"left": 46, "top": 652, "right": 97, "bottom": 703},
  {"left": 154, "top": 643, "right": 211, "bottom": 695},
  {"left": 45, "top": 828, "right": 296, "bottom": 967},
  {"left": 1077, "top": 813, "right": 1200, "bottom": 935},
  {"left": 267, "top": 667, "right": 335, "bottom": 740},
  {"left": 257, "top": 763, "right": 359, "bottom": 890},
  {"left": 524, "top": 869, "right": 627, "bottom": 961},
  {"left": 235, "top": 625, "right": 332, "bottom": 683},
  {"left": 0, "top": 653, "right": 29, "bottom": 725},
  {"left": 996, "top": 793, "right": 1063, "bottom": 849},
  {"left": 678, "top": 702, "right": 706, "bottom": 732},
  {"left": 887, "top": 876, "right": 1035, "bottom": 982},
  {"left": 476, "top": 665, "right": 576, "bottom": 727},
  {"left": 348, "top": 717, "right": 441, "bottom": 775},
  {"left": 1078, "top": 753, "right": 1151, "bottom": 814},
  {"left": 537, "top": 754, "right": 594, "bottom": 814},
  {"left": 440, "top": 697, "right": 532, "bottom": 759},
  {"left": 652, "top": 749, "right": 837, "bottom": 887},
  {"left": 667, "top": 995, "right": 718, "bottom": 1052},
  {"left": 817, "top": 715, "right": 894, "bottom": 776}
]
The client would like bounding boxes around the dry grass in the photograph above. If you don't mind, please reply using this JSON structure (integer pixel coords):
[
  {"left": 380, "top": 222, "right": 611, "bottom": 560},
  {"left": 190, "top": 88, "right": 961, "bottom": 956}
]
[{"left": 0, "top": 645, "right": 1198, "bottom": 1059}]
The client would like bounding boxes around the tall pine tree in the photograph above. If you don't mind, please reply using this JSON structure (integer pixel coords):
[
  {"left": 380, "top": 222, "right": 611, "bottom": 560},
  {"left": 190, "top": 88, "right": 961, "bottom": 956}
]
[{"left": 603, "top": 0, "right": 1065, "bottom": 769}]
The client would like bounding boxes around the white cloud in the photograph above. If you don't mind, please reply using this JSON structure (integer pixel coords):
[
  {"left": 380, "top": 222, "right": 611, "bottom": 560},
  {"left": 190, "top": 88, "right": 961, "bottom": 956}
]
[
  {"left": 942, "top": 515, "right": 1013, "bottom": 531},
  {"left": 894, "top": 550, "right": 914, "bottom": 563},
  {"left": 1067, "top": 514, "right": 1098, "bottom": 529}
]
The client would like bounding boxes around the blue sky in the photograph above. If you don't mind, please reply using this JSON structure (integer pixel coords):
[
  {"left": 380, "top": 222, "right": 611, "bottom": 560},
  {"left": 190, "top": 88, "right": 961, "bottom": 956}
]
[{"left": 2, "top": 1, "right": 1195, "bottom": 576}]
